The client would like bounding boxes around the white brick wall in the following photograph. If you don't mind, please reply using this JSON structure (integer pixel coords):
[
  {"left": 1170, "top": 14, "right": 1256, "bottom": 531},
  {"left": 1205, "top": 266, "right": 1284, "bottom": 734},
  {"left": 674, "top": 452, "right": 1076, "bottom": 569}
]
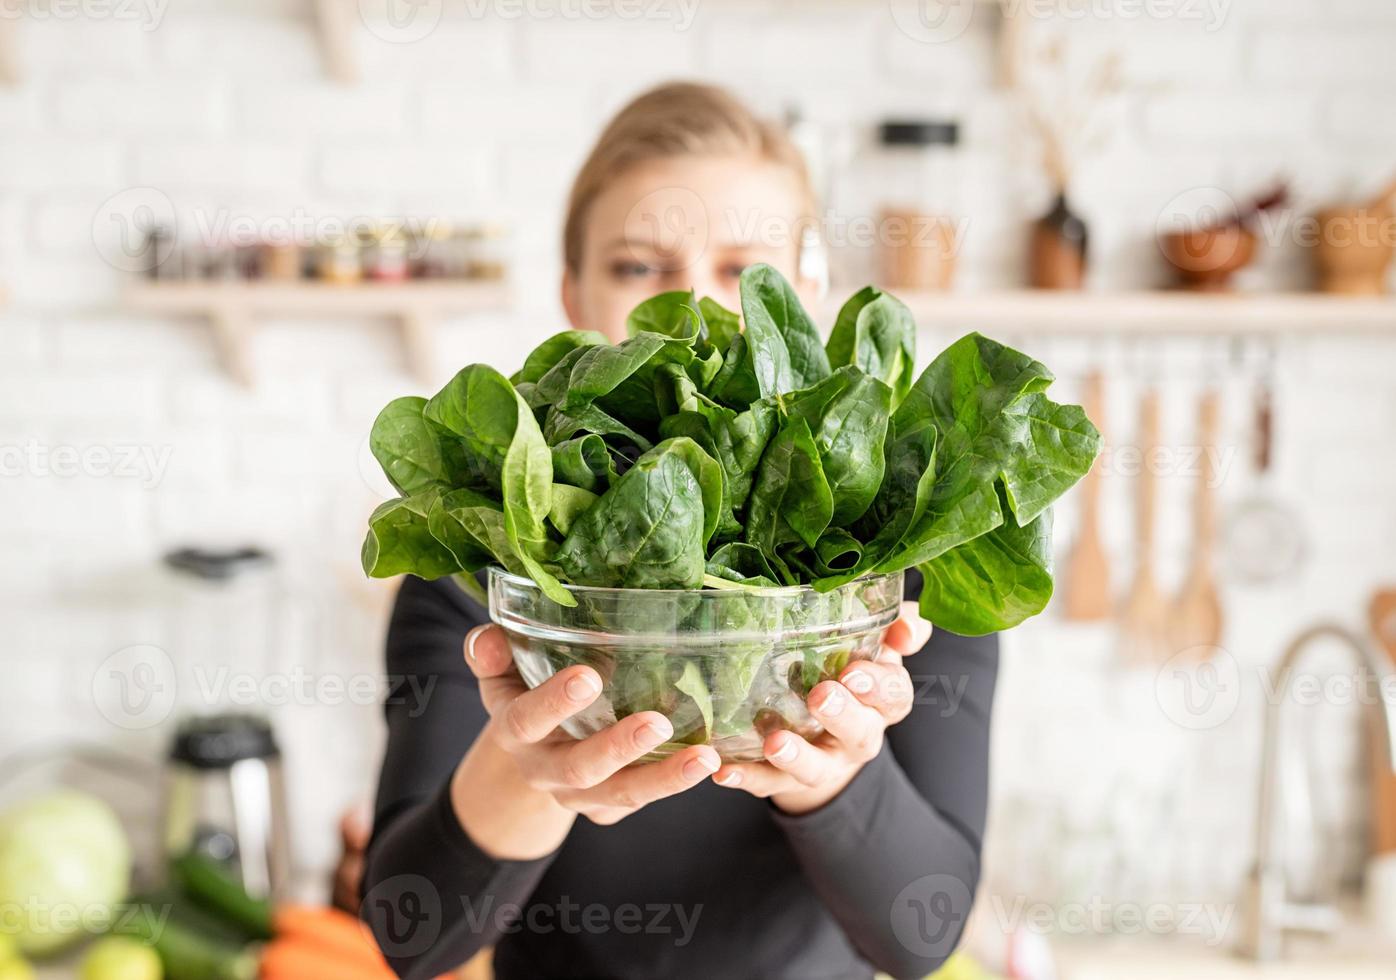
[{"left": 2, "top": 0, "right": 1395, "bottom": 926}]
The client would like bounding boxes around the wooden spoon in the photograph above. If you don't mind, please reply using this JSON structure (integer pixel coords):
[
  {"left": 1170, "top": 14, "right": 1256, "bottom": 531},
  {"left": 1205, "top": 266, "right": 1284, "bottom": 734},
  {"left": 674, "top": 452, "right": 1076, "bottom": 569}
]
[
  {"left": 1063, "top": 372, "right": 1111, "bottom": 620},
  {"left": 1369, "top": 588, "right": 1396, "bottom": 856},
  {"left": 1119, "top": 389, "right": 1168, "bottom": 663},
  {"left": 1171, "top": 390, "right": 1225, "bottom": 657}
]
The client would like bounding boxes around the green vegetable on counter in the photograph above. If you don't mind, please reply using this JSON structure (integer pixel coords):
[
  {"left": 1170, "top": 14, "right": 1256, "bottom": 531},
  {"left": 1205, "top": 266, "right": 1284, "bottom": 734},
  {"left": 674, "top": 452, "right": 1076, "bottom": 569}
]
[
  {"left": 80, "top": 936, "right": 162, "bottom": 980},
  {"left": 168, "top": 854, "right": 273, "bottom": 943},
  {"left": 114, "top": 892, "right": 255, "bottom": 980},
  {"left": 0, "top": 791, "right": 131, "bottom": 957}
]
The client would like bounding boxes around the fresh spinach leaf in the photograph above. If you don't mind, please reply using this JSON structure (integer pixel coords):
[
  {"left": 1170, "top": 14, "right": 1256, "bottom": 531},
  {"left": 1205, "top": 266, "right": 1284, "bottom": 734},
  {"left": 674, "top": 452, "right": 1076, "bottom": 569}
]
[
  {"left": 550, "top": 434, "right": 617, "bottom": 493},
  {"left": 556, "top": 438, "right": 720, "bottom": 589},
  {"left": 746, "top": 416, "right": 834, "bottom": 554},
  {"left": 369, "top": 396, "right": 474, "bottom": 496},
  {"left": 916, "top": 504, "right": 1055, "bottom": 635},
  {"left": 784, "top": 366, "right": 892, "bottom": 526},
  {"left": 514, "top": 330, "right": 608, "bottom": 385},
  {"left": 825, "top": 286, "right": 917, "bottom": 408},
  {"left": 740, "top": 263, "right": 831, "bottom": 395},
  {"left": 361, "top": 487, "right": 461, "bottom": 579}
]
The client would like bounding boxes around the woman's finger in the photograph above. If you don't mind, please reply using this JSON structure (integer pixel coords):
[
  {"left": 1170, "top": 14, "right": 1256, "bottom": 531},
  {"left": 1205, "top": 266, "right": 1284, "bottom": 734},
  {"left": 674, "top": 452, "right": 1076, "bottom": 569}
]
[
  {"left": 466, "top": 624, "right": 546, "bottom": 719},
  {"left": 807, "top": 681, "right": 886, "bottom": 757},
  {"left": 539, "top": 711, "right": 674, "bottom": 790},
  {"left": 883, "top": 602, "right": 933, "bottom": 656},
  {"left": 758, "top": 731, "right": 834, "bottom": 788},
  {"left": 491, "top": 664, "right": 603, "bottom": 750},
  {"left": 839, "top": 660, "right": 915, "bottom": 724},
  {"left": 582, "top": 744, "right": 720, "bottom": 812},
  {"left": 464, "top": 624, "right": 515, "bottom": 678},
  {"left": 712, "top": 759, "right": 801, "bottom": 798}
]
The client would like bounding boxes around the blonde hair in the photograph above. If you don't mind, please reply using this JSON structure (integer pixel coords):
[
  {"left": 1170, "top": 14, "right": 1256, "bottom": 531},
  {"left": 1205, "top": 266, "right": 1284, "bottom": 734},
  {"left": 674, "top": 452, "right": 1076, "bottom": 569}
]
[{"left": 563, "top": 81, "right": 815, "bottom": 272}]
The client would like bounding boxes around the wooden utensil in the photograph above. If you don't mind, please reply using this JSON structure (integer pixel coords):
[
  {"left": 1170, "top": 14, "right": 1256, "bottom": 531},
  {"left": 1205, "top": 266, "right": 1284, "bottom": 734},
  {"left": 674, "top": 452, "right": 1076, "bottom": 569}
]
[
  {"left": 1063, "top": 372, "right": 1110, "bottom": 620},
  {"left": 1119, "top": 389, "right": 1168, "bottom": 663},
  {"left": 1172, "top": 390, "right": 1225, "bottom": 656},
  {"left": 1369, "top": 588, "right": 1396, "bottom": 856}
]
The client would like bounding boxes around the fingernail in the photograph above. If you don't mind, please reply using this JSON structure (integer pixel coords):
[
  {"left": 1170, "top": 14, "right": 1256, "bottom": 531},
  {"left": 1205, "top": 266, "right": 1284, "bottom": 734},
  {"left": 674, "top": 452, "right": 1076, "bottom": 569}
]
[
  {"left": 566, "top": 672, "right": 602, "bottom": 701},
  {"left": 465, "top": 625, "right": 487, "bottom": 662},
  {"left": 715, "top": 771, "right": 742, "bottom": 788},
  {"left": 683, "top": 754, "right": 719, "bottom": 781},
  {"left": 639, "top": 719, "right": 673, "bottom": 747},
  {"left": 817, "top": 686, "right": 845, "bottom": 717},
  {"left": 844, "top": 671, "right": 874, "bottom": 695},
  {"left": 768, "top": 737, "right": 798, "bottom": 763}
]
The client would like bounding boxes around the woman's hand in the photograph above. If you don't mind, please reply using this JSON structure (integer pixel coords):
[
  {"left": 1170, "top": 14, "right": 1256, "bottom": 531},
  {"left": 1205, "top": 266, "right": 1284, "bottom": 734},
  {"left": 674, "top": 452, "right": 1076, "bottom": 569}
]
[
  {"left": 712, "top": 602, "right": 932, "bottom": 815},
  {"left": 452, "top": 624, "right": 721, "bottom": 860}
]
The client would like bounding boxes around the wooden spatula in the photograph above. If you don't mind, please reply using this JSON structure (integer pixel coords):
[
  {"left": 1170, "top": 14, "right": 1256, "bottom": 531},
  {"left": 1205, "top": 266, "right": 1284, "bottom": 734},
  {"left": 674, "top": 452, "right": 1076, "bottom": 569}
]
[
  {"left": 1064, "top": 372, "right": 1111, "bottom": 620},
  {"left": 1369, "top": 588, "right": 1396, "bottom": 856},
  {"left": 1119, "top": 389, "right": 1168, "bottom": 663},
  {"left": 1172, "top": 390, "right": 1225, "bottom": 657}
]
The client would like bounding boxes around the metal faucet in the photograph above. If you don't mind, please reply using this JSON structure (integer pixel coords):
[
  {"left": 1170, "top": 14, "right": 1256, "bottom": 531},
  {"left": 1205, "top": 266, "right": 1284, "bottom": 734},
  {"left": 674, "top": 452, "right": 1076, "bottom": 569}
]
[{"left": 1239, "top": 623, "right": 1396, "bottom": 960}]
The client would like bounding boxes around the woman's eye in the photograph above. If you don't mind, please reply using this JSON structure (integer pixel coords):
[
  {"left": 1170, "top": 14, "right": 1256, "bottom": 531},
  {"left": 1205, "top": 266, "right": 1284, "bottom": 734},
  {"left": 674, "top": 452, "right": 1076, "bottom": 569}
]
[
  {"left": 609, "top": 260, "right": 653, "bottom": 280},
  {"left": 718, "top": 262, "right": 747, "bottom": 281}
]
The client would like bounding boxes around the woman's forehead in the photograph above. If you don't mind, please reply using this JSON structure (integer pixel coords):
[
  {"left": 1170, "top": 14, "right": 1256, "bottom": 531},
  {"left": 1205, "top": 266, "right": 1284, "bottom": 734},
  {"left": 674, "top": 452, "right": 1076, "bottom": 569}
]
[{"left": 586, "top": 155, "right": 807, "bottom": 250}]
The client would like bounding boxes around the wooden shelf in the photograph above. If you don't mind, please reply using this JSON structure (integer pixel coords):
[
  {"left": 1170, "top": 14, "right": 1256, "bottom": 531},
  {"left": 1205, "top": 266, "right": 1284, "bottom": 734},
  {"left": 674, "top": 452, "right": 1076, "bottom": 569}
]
[
  {"left": 126, "top": 281, "right": 510, "bottom": 386},
  {"left": 868, "top": 290, "right": 1396, "bottom": 337}
]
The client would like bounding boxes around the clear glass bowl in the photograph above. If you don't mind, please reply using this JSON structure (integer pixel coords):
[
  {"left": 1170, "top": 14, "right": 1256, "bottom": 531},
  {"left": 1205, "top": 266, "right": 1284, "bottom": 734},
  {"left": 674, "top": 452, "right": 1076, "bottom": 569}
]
[{"left": 487, "top": 567, "right": 904, "bottom": 762}]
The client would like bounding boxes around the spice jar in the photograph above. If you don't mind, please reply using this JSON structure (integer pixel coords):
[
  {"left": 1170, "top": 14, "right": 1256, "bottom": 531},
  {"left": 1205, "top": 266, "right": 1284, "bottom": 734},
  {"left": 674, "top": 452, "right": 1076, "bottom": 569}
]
[
  {"left": 364, "top": 224, "right": 410, "bottom": 282},
  {"left": 464, "top": 223, "right": 509, "bottom": 281},
  {"left": 316, "top": 231, "right": 362, "bottom": 285},
  {"left": 873, "top": 120, "right": 961, "bottom": 291}
]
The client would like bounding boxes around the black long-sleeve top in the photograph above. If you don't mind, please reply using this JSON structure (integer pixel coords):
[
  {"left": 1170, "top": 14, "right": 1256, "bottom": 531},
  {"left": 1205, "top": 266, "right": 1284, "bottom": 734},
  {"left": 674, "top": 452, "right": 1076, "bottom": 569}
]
[{"left": 362, "top": 571, "right": 997, "bottom": 980}]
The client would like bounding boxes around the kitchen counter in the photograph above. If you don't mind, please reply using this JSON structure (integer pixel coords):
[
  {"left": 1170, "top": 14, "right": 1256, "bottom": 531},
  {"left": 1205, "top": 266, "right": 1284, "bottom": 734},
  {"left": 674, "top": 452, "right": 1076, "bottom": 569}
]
[{"left": 1054, "top": 930, "right": 1396, "bottom": 980}]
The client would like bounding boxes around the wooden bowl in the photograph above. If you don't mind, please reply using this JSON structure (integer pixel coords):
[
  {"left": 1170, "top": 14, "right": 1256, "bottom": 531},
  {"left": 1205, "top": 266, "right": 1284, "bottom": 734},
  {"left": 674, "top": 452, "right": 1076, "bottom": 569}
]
[
  {"left": 1160, "top": 225, "right": 1257, "bottom": 291},
  {"left": 1311, "top": 206, "right": 1395, "bottom": 295}
]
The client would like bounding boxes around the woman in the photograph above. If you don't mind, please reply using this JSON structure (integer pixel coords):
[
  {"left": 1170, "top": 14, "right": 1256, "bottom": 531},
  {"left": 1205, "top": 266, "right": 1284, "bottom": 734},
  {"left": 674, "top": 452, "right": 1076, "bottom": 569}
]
[{"left": 359, "top": 83, "right": 997, "bottom": 980}]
